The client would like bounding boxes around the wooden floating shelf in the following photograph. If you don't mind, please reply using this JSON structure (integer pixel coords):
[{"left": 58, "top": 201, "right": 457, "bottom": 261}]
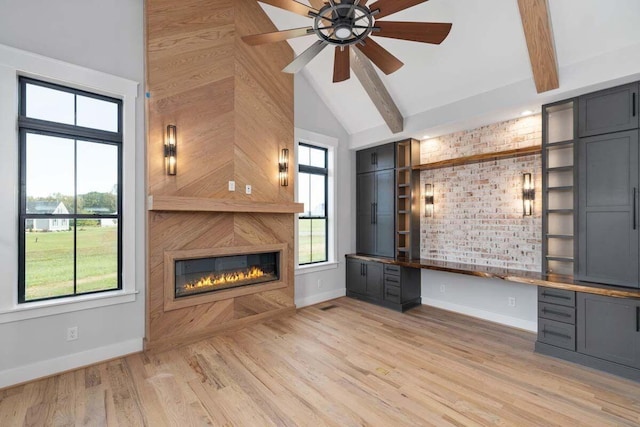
[
  {"left": 547, "top": 165, "right": 573, "bottom": 172},
  {"left": 412, "top": 145, "right": 541, "bottom": 171},
  {"left": 546, "top": 255, "right": 574, "bottom": 262},
  {"left": 546, "top": 139, "right": 575, "bottom": 148},
  {"left": 148, "top": 195, "right": 304, "bottom": 214},
  {"left": 547, "top": 186, "right": 573, "bottom": 191},
  {"left": 547, "top": 209, "right": 573, "bottom": 213}
]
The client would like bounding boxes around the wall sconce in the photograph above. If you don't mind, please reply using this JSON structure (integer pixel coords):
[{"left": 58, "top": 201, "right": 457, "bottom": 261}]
[
  {"left": 523, "top": 173, "right": 534, "bottom": 216},
  {"left": 424, "top": 183, "right": 434, "bottom": 217},
  {"left": 279, "top": 148, "right": 289, "bottom": 187},
  {"left": 164, "top": 125, "right": 177, "bottom": 176}
]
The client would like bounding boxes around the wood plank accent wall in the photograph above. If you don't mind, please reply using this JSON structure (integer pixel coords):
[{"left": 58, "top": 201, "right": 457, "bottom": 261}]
[{"left": 145, "top": 0, "right": 296, "bottom": 351}]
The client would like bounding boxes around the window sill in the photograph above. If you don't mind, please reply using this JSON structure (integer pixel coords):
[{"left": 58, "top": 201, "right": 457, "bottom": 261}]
[
  {"left": 0, "top": 289, "right": 139, "bottom": 324},
  {"left": 295, "top": 261, "right": 339, "bottom": 276}
]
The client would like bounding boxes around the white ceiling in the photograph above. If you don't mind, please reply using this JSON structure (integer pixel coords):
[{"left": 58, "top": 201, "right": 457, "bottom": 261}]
[{"left": 259, "top": 0, "right": 640, "bottom": 147}]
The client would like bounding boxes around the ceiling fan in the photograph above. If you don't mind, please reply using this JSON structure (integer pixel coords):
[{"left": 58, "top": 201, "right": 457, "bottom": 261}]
[{"left": 242, "top": 0, "right": 453, "bottom": 83}]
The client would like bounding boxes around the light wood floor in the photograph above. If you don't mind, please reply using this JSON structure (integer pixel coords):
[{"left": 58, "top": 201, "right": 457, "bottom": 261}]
[{"left": 2, "top": 297, "right": 640, "bottom": 426}]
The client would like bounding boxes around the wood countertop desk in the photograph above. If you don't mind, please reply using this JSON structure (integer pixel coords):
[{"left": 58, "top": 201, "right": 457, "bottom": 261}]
[{"left": 346, "top": 254, "right": 640, "bottom": 300}]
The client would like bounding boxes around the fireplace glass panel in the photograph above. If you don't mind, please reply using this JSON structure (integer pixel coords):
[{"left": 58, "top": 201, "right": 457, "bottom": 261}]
[{"left": 175, "top": 252, "right": 279, "bottom": 298}]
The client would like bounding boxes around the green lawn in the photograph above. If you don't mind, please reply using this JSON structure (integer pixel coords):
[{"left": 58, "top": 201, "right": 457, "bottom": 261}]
[
  {"left": 25, "top": 226, "right": 118, "bottom": 300},
  {"left": 298, "top": 218, "right": 327, "bottom": 264}
]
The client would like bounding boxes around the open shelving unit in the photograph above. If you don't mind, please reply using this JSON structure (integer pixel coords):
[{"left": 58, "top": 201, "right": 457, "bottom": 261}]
[
  {"left": 542, "top": 99, "right": 578, "bottom": 277},
  {"left": 395, "top": 139, "right": 421, "bottom": 259}
]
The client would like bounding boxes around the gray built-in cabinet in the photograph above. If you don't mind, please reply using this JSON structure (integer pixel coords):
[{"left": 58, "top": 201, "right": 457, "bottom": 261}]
[
  {"left": 578, "top": 130, "right": 639, "bottom": 287},
  {"left": 346, "top": 258, "right": 383, "bottom": 300},
  {"left": 577, "top": 293, "right": 640, "bottom": 370},
  {"left": 350, "top": 140, "right": 422, "bottom": 312},
  {"left": 346, "top": 257, "right": 421, "bottom": 312},
  {"left": 356, "top": 143, "right": 395, "bottom": 174},
  {"left": 578, "top": 83, "right": 639, "bottom": 137},
  {"left": 356, "top": 143, "right": 395, "bottom": 258},
  {"left": 538, "top": 81, "right": 640, "bottom": 381}
]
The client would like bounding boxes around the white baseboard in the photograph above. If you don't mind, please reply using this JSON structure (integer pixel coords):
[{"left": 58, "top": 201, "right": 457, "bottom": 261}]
[
  {"left": 296, "top": 288, "right": 346, "bottom": 308},
  {"left": 422, "top": 298, "right": 537, "bottom": 332},
  {"left": 0, "top": 338, "right": 143, "bottom": 389}
]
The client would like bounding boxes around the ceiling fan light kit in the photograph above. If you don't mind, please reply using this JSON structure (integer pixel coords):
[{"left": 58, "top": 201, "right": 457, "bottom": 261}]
[{"left": 243, "top": 0, "right": 452, "bottom": 82}]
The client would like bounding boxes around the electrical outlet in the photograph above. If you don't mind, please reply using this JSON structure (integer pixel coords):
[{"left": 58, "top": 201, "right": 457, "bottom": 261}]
[
  {"left": 439, "top": 284, "right": 446, "bottom": 293},
  {"left": 228, "top": 181, "right": 235, "bottom": 191},
  {"left": 317, "top": 279, "right": 323, "bottom": 289},
  {"left": 66, "top": 326, "right": 78, "bottom": 341},
  {"left": 245, "top": 184, "right": 252, "bottom": 195},
  {"left": 508, "top": 297, "right": 517, "bottom": 307}
]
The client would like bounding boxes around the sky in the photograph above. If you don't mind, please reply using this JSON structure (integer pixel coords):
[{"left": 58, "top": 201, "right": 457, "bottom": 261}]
[{"left": 24, "top": 83, "right": 119, "bottom": 198}]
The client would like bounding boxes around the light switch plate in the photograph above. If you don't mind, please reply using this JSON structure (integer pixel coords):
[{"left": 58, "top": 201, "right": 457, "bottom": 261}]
[
  {"left": 245, "top": 184, "right": 252, "bottom": 194},
  {"left": 228, "top": 181, "right": 235, "bottom": 191}
]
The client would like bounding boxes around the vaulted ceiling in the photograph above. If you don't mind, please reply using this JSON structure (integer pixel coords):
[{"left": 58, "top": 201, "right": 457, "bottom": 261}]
[{"left": 259, "top": 0, "right": 640, "bottom": 147}]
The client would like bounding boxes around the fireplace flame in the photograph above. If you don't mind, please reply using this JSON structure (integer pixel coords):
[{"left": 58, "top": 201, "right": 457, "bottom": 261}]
[{"left": 183, "top": 265, "right": 268, "bottom": 291}]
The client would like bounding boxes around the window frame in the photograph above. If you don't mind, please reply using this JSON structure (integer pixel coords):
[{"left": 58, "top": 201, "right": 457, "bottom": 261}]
[
  {"left": 298, "top": 142, "right": 329, "bottom": 266},
  {"left": 17, "top": 77, "right": 124, "bottom": 303},
  {"left": 0, "top": 42, "right": 139, "bottom": 323}
]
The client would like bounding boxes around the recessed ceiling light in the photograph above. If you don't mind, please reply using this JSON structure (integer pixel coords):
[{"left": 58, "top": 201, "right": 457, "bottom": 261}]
[
  {"left": 422, "top": 135, "right": 431, "bottom": 140},
  {"left": 521, "top": 110, "right": 534, "bottom": 116}
]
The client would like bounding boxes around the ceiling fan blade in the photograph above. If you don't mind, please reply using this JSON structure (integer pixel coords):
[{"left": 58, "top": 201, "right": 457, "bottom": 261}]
[
  {"left": 242, "top": 27, "right": 314, "bottom": 45},
  {"left": 375, "top": 21, "right": 452, "bottom": 44},
  {"left": 368, "top": 0, "right": 430, "bottom": 20},
  {"left": 355, "top": 37, "right": 403, "bottom": 75},
  {"left": 283, "top": 40, "right": 328, "bottom": 73},
  {"left": 307, "top": 0, "right": 326, "bottom": 9},
  {"left": 258, "top": 0, "right": 317, "bottom": 18},
  {"left": 333, "top": 46, "right": 350, "bottom": 82}
]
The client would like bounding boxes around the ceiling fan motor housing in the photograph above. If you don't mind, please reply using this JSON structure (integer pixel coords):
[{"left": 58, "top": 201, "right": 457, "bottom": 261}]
[{"left": 313, "top": 3, "right": 377, "bottom": 46}]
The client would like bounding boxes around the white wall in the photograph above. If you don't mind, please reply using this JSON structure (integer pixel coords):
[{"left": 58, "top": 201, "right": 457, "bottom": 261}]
[
  {"left": 422, "top": 270, "right": 538, "bottom": 332},
  {"left": 294, "top": 72, "right": 354, "bottom": 307},
  {"left": 0, "top": 0, "right": 145, "bottom": 387}
]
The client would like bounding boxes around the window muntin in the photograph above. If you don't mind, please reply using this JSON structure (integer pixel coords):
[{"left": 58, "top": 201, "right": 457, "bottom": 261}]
[
  {"left": 298, "top": 143, "right": 328, "bottom": 265},
  {"left": 18, "top": 77, "right": 122, "bottom": 303}
]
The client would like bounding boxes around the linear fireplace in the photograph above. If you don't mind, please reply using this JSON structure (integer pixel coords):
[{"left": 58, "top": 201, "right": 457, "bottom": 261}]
[
  {"left": 163, "top": 243, "right": 288, "bottom": 311},
  {"left": 175, "top": 252, "right": 279, "bottom": 298}
]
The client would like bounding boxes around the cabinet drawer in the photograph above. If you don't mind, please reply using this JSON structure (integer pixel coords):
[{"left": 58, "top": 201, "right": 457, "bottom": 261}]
[
  {"left": 539, "top": 302, "right": 576, "bottom": 324},
  {"left": 384, "top": 284, "right": 401, "bottom": 304},
  {"left": 384, "top": 264, "right": 400, "bottom": 275},
  {"left": 538, "top": 287, "right": 575, "bottom": 307},
  {"left": 384, "top": 274, "right": 401, "bottom": 286},
  {"left": 538, "top": 318, "right": 576, "bottom": 351}
]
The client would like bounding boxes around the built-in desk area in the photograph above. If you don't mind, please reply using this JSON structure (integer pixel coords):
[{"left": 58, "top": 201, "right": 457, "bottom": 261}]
[
  {"left": 347, "top": 253, "right": 640, "bottom": 381},
  {"left": 347, "top": 253, "right": 640, "bottom": 299}
]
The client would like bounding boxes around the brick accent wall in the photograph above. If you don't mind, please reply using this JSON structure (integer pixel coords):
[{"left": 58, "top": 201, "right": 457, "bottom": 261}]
[{"left": 420, "top": 115, "right": 542, "bottom": 272}]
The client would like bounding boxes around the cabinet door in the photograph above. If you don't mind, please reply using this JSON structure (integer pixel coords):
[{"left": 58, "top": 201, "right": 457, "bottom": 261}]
[
  {"left": 375, "top": 143, "right": 395, "bottom": 171},
  {"left": 365, "top": 261, "right": 383, "bottom": 299},
  {"left": 356, "top": 148, "right": 376, "bottom": 174},
  {"left": 578, "top": 83, "right": 639, "bottom": 137},
  {"left": 346, "top": 259, "right": 366, "bottom": 294},
  {"left": 577, "top": 131, "right": 639, "bottom": 287},
  {"left": 577, "top": 293, "right": 640, "bottom": 369},
  {"left": 375, "top": 169, "right": 395, "bottom": 257},
  {"left": 356, "top": 173, "right": 376, "bottom": 254}
]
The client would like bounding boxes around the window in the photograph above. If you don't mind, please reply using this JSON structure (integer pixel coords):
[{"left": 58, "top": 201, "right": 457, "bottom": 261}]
[
  {"left": 18, "top": 77, "right": 122, "bottom": 303},
  {"left": 298, "top": 143, "right": 328, "bottom": 265}
]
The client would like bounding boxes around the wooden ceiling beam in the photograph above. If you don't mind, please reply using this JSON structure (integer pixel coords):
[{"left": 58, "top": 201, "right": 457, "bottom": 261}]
[
  {"left": 517, "top": 0, "right": 559, "bottom": 93},
  {"left": 350, "top": 47, "right": 404, "bottom": 134}
]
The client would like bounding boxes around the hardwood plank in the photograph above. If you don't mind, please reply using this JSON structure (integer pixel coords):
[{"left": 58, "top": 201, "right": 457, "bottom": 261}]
[
  {"left": 350, "top": 47, "right": 404, "bottom": 134},
  {"left": 517, "top": 0, "right": 559, "bottom": 93},
  {"left": 3, "top": 300, "right": 640, "bottom": 425}
]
